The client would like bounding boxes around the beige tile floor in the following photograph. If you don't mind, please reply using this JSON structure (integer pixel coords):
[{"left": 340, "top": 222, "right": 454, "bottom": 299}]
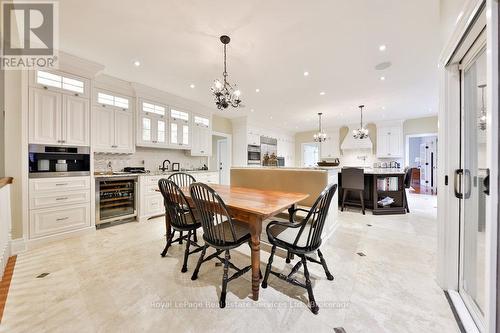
[{"left": 1, "top": 193, "right": 459, "bottom": 333}]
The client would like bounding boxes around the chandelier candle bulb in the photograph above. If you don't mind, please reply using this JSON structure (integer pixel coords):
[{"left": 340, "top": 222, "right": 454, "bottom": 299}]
[{"left": 211, "top": 35, "right": 242, "bottom": 109}]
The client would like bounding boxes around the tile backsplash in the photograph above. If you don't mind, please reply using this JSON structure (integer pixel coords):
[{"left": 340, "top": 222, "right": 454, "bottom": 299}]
[{"left": 94, "top": 147, "right": 208, "bottom": 172}]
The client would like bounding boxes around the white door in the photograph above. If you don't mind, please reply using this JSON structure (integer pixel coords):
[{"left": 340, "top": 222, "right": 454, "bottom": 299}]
[
  {"left": 93, "top": 106, "right": 114, "bottom": 151},
  {"left": 217, "top": 139, "right": 229, "bottom": 185},
  {"left": 114, "top": 110, "right": 134, "bottom": 152},
  {"left": 302, "top": 143, "right": 319, "bottom": 167},
  {"left": 457, "top": 40, "right": 487, "bottom": 331},
  {"left": 29, "top": 88, "right": 62, "bottom": 145},
  {"left": 62, "top": 95, "right": 89, "bottom": 146}
]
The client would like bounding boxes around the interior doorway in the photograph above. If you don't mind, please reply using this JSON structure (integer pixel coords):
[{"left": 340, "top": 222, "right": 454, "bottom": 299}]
[
  {"left": 406, "top": 134, "right": 438, "bottom": 194},
  {"left": 210, "top": 132, "right": 232, "bottom": 185}
]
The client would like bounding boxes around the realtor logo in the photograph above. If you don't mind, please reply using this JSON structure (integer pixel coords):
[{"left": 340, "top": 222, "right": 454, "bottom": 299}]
[{"left": 1, "top": 1, "right": 58, "bottom": 69}]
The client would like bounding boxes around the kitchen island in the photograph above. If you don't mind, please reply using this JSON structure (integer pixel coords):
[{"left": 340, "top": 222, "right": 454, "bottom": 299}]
[
  {"left": 338, "top": 168, "right": 407, "bottom": 215},
  {"left": 230, "top": 167, "right": 339, "bottom": 240}
]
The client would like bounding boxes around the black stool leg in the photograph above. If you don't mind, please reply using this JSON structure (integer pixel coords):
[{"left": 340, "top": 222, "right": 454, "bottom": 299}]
[
  {"left": 161, "top": 231, "right": 174, "bottom": 257},
  {"left": 302, "top": 255, "right": 319, "bottom": 314},
  {"left": 341, "top": 189, "right": 348, "bottom": 211},
  {"left": 262, "top": 245, "right": 276, "bottom": 288},
  {"left": 179, "top": 231, "right": 183, "bottom": 244},
  {"left": 193, "top": 230, "right": 198, "bottom": 243},
  {"left": 317, "top": 249, "right": 334, "bottom": 280},
  {"left": 220, "top": 250, "right": 230, "bottom": 308},
  {"left": 191, "top": 245, "right": 207, "bottom": 280},
  {"left": 286, "top": 251, "right": 291, "bottom": 264},
  {"left": 181, "top": 230, "right": 192, "bottom": 273},
  {"left": 359, "top": 191, "right": 365, "bottom": 215}
]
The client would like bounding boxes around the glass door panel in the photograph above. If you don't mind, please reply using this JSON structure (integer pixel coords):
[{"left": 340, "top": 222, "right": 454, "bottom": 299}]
[{"left": 459, "top": 45, "right": 487, "bottom": 330}]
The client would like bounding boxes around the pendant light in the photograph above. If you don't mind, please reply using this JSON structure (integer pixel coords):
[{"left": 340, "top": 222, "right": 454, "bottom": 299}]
[
  {"left": 313, "top": 113, "right": 327, "bottom": 142},
  {"left": 211, "top": 35, "right": 242, "bottom": 109},
  {"left": 353, "top": 105, "right": 369, "bottom": 139}
]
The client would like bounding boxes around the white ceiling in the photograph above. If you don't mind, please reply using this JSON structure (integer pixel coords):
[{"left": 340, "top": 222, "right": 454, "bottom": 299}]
[{"left": 59, "top": 0, "right": 441, "bottom": 131}]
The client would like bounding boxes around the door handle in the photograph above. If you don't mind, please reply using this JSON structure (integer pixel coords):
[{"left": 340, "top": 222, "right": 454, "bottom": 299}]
[
  {"left": 484, "top": 168, "right": 490, "bottom": 195},
  {"left": 454, "top": 169, "right": 463, "bottom": 199},
  {"left": 464, "top": 169, "right": 471, "bottom": 199}
]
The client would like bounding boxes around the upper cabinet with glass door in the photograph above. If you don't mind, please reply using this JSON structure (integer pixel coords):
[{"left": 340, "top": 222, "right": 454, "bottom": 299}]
[
  {"left": 93, "top": 90, "right": 134, "bottom": 153},
  {"left": 170, "top": 108, "right": 191, "bottom": 148},
  {"left": 29, "top": 70, "right": 90, "bottom": 146},
  {"left": 137, "top": 99, "right": 169, "bottom": 148}
]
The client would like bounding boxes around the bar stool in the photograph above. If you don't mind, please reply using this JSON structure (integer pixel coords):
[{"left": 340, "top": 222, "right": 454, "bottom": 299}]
[
  {"left": 341, "top": 167, "right": 365, "bottom": 215},
  {"left": 403, "top": 168, "right": 413, "bottom": 213}
]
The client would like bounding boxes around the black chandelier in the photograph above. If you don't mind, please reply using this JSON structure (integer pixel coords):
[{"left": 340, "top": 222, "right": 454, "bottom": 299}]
[{"left": 211, "top": 35, "right": 242, "bottom": 109}]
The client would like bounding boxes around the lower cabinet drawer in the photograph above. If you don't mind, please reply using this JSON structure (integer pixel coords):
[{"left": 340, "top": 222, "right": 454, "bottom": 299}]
[
  {"left": 30, "top": 190, "right": 90, "bottom": 209},
  {"left": 145, "top": 195, "right": 164, "bottom": 216},
  {"left": 30, "top": 176, "right": 90, "bottom": 194},
  {"left": 30, "top": 204, "right": 90, "bottom": 239}
]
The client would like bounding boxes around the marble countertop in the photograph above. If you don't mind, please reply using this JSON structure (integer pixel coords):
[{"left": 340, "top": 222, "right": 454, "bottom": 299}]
[
  {"left": 94, "top": 170, "right": 219, "bottom": 178},
  {"left": 339, "top": 168, "right": 405, "bottom": 175}
]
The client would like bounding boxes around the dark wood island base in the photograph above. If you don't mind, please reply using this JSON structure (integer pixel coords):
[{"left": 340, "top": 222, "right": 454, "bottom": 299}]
[{"left": 338, "top": 169, "right": 407, "bottom": 215}]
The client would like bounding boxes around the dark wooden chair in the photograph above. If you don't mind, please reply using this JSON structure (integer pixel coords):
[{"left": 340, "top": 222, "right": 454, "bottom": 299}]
[
  {"left": 158, "top": 179, "right": 203, "bottom": 273},
  {"left": 168, "top": 172, "right": 196, "bottom": 188},
  {"left": 261, "top": 183, "right": 337, "bottom": 314},
  {"left": 341, "top": 167, "right": 365, "bottom": 215},
  {"left": 189, "top": 183, "right": 252, "bottom": 308},
  {"left": 167, "top": 172, "right": 197, "bottom": 243},
  {"left": 403, "top": 168, "right": 413, "bottom": 213}
]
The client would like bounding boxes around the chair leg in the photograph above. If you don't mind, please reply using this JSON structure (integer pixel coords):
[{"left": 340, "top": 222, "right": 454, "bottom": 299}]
[
  {"left": 160, "top": 230, "right": 174, "bottom": 257},
  {"left": 191, "top": 245, "right": 208, "bottom": 280},
  {"left": 359, "top": 191, "right": 365, "bottom": 215},
  {"left": 404, "top": 190, "right": 410, "bottom": 213},
  {"left": 179, "top": 231, "right": 183, "bottom": 244},
  {"left": 193, "top": 230, "right": 198, "bottom": 243},
  {"left": 220, "top": 250, "right": 230, "bottom": 308},
  {"left": 317, "top": 249, "right": 334, "bottom": 281},
  {"left": 341, "top": 189, "right": 348, "bottom": 211},
  {"left": 301, "top": 255, "right": 319, "bottom": 315},
  {"left": 286, "top": 251, "right": 291, "bottom": 264},
  {"left": 181, "top": 230, "right": 192, "bottom": 273},
  {"left": 262, "top": 245, "right": 276, "bottom": 288}
]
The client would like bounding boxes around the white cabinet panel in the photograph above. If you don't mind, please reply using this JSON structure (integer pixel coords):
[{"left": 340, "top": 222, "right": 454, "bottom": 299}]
[
  {"left": 30, "top": 203, "right": 90, "bottom": 239},
  {"left": 29, "top": 88, "right": 62, "bottom": 145},
  {"left": 144, "top": 195, "right": 164, "bottom": 216},
  {"left": 114, "top": 110, "right": 134, "bottom": 152},
  {"left": 190, "top": 119, "right": 212, "bottom": 156},
  {"left": 93, "top": 106, "right": 115, "bottom": 151},
  {"left": 247, "top": 132, "right": 260, "bottom": 146},
  {"left": 377, "top": 125, "right": 403, "bottom": 158},
  {"left": 63, "top": 95, "right": 89, "bottom": 146},
  {"left": 30, "top": 176, "right": 90, "bottom": 193},
  {"left": 320, "top": 130, "right": 340, "bottom": 159},
  {"left": 30, "top": 190, "right": 90, "bottom": 209}
]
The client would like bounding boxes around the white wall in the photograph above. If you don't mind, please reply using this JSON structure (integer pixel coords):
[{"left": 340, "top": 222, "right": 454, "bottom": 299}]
[
  {"left": 440, "top": 0, "right": 468, "bottom": 46},
  {"left": 0, "top": 183, "right": 12, "bottom": 274}
]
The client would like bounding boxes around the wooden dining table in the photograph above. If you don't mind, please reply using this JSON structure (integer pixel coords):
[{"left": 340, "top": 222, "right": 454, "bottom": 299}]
[{"left": 176, "top": 184, "right": 309, "bottom": 301}]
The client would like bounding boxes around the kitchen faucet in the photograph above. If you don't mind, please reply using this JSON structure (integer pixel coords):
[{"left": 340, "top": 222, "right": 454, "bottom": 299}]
[{"left": 159, "top": 159, "right": 171, "bottom": 172}]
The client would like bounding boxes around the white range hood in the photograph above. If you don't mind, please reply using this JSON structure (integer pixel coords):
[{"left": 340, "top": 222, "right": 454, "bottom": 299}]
[{"left": 341, "top": 126, "right": 373, "bottom": 150}]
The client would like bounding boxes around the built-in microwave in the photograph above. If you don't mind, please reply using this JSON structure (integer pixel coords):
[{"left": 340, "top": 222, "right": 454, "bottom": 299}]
[
  {"left": 248, "top": 145, "right": 261, "bottom": 165},
  {"left": 28, "top": 144, "right": 90, "bottom": 178}
]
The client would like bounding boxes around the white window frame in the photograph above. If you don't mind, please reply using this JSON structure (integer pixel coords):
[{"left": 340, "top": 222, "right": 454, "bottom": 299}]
[{"left": 33, "top": 70, "right": 89, "bottom": 97}]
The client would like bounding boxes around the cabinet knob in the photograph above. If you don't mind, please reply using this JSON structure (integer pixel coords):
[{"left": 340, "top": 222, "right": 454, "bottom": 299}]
[{"left": 43, "top": 86, "right": 48, "bottom": 90}]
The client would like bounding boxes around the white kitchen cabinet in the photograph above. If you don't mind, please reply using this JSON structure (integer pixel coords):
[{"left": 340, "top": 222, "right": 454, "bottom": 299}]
[
  {"left": 320, "top": 129, "right": 340, "bottom": 159},
  {"left": 247, "top": 132, "right": 261, "bottom": 146},
  {"left": 63, "top": 95, "right": 90, "bottom": 146},
  {"left": 29, "top": 88, "right": 62, "bottom": 145},
  {"left": 138, "top": 175, "right": 165, "bottom": 222},
  {"left": 170, "top": 108, "right": 191, "bottom": 149},
  {"left": 29, "top": 74, "right": 90, "bottom": 146},
  {"left": 136, "top": 99, "right": 172, "bottom": 148},
  {"left": 29, "top": 176, "right": 91, "bottom": 239},
  {"left": 93, "top": 104, "right": 134, "bottom": 153},
  {"left": 377, "top": 125, "right": 403, "bottom": 158},
  {"left": 190, "top": 115, "right": 212, "bottom": 156},
  {"left": 194, "top": 171, "right": 219, "bottom": 184}
]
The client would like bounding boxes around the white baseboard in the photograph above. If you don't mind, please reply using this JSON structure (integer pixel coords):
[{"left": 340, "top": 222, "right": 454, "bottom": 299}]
[
  {"left": 10, "top": 238, "right": 26, "bottom": 255},
  {"left": 11, "top": 227, "right": 96, "bottom": 254},
  {"left": 0, "top": 237, "right": 11, "bottom": 276}
]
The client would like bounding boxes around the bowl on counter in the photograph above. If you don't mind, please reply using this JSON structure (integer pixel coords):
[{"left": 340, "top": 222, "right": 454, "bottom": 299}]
[{"left": 317, "top": 159, "right": 340, "bottom": 167}]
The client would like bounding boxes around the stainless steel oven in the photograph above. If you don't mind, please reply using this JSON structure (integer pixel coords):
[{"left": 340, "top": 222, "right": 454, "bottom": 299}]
[
  {"left": 95, "top": 176, "right": 137, "bottom": 225},
  {"left": 247, "top": 145, "right": 261, "bottom": 165}
]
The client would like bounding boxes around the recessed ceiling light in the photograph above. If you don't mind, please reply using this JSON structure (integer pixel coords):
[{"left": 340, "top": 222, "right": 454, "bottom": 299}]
[
  {"left": 380, "top": 76, "right": 386, "bottom": 81},
  {"left": 133, "top": 60, "right": 141, "bottom": 67},
  {"left": 255, "top": 88, "right": 260, "bottom": 93},
  {"left": 319, "top": 91, "right": 326, "bottom": 95},
  {"left": 379, "top": 45, "right": 387, "bottom": 51},
  {"left": 303, "top": 71, "right": 309, "bottom": 76},
  {"left": 189, "top": 84, "right": 195, "bottom": 88},
  {"left": 270, "top": 116, "right": 273, "bottom": 119},
  {"left": 250, "top": 109, "right": 254, "bottom": 112},
  {"left": 382, "top": 106, "right": 386, "bottom": 110}
]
